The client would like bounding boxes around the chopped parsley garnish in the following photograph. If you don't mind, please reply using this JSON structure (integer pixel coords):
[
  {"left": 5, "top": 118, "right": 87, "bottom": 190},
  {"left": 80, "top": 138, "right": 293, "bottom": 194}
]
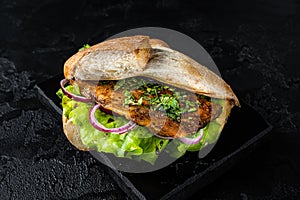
[{"left": 116, "top": 77, "right": 203, "bottom": 121}]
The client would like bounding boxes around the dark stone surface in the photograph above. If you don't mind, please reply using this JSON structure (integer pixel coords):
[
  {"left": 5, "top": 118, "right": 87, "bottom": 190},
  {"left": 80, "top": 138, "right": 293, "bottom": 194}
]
[
  {"left": 0, "top": 59, "right": 128, "bottom": 199},
  {"left": 0, "top": 0, "right": 299, "bottom": 199}
]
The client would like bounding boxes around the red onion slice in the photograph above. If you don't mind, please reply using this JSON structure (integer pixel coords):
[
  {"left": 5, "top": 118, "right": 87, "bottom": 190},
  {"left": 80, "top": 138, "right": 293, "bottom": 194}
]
[
  {"left": 89, "top": 103, "right": 137, "bottom": 134},
  {"left": 178, "top": 128, "right": 204, "bottom": 145},
  {"left": 60, "top": 79, "right": 92, "bottom": 103}
]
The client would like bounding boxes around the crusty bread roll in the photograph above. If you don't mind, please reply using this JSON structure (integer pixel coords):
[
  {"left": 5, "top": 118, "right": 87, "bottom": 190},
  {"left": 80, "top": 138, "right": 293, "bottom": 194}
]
[{"left": 62, "top": 35, "right": 239, "bottom": 150}]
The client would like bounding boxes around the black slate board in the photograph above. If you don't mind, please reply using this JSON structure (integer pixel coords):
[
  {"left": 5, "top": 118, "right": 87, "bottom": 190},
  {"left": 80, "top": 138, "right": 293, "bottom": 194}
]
[{"left": 35, "top": 74, "right": 272, "bottom": 200}]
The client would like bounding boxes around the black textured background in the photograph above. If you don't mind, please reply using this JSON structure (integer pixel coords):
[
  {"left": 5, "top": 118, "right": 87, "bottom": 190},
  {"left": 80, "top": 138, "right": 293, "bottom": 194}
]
[{"left": 0, "top": 0, "right": 299, "bottom": 199}]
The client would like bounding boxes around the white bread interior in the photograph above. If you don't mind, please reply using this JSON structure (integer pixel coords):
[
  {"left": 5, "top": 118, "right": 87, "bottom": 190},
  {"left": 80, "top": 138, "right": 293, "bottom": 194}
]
[{"left": 65, "top": 35, "right": 151, "bottom": 81}]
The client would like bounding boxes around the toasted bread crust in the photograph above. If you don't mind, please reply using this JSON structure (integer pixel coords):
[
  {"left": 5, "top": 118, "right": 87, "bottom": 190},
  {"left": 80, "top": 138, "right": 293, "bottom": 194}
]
[
  {"left": 143, "top": 46, "right": 240, "bottom": 106},
  {"left": 62, "top": 112, "right": 88, "bottom": 151},
  {"left": 64, "top": 35, "right": 239, "bottom": 106},
  {"left": 216, "top": 100, "right": 234, "bottom": 131},
  {"left": 149, "top": 38, "right": 169, "bottom": 48},
  {"left": 64, "top": 35, "right": 151, "bottom": 80}
]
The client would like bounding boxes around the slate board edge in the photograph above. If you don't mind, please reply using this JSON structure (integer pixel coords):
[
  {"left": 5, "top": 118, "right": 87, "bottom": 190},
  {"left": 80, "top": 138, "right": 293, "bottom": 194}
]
[
  {"left": 91, "top": 150, "right": 147, "bottom": 200},
  {"left": 34, "top": 84, "right": 146, "bottom": 200},
  {"left": 161, "top": 122, "right": 273, "bottom": 200},
  {"left": 34, "top": 85, "right": 62, "bottom": 117}
]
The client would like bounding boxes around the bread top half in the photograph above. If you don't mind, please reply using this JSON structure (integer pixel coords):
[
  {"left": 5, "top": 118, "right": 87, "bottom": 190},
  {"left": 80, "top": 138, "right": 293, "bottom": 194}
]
[{"left": 64, "top": 35, "right": 240, "bottom": 106}]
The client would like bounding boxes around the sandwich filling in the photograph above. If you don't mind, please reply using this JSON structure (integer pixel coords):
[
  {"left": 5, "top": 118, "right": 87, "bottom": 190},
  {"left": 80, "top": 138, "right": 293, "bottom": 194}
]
[
  {"left": 57, "top": 77, "right": 224, "bottom": 164},
  {"left": 75, "top": 77, "right": 222, "bottom": 138}
]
